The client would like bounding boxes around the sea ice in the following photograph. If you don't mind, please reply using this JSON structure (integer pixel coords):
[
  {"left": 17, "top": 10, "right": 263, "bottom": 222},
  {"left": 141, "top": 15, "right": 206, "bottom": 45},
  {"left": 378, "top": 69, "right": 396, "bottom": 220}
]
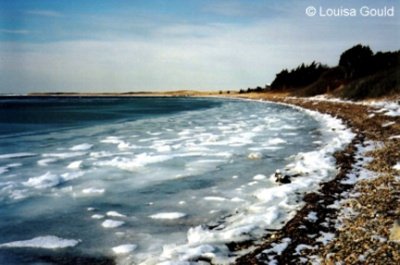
[
  {"left": 316, "top": 231, "right": 335, "bottom": 245},
  {"left": 149, "top": 212, "right": 186, "bottom": 220},
  {"left": 0, "top": 153, "right": 36, "bottom": 159},
  {"left": 23, "top": 172, "right": 61, "bottom": 189},
  {"left": 306, "top": 211, "right": 318, "bottom": 222},
  {"left": 102, "top": 219, "right": 125, "bottom": 228},
  {"left": 112, "top": 244, "right": 137, "bottom": 254},
  {"left": 204, "top": 196, "right": 227, "bottom": 202},
  {"left": 0, "top": 235, "right": 80, "bottom": 249},
  {"left": 91, "top": 214, "right": 105, "bottom": 219},
  {"left": 67, "top": 160, "right": 82, "bottom": 169},
  {"left": 82, "top": 188, "right": 105, "bottom": 195},
  {"left": 70, "top": 143, "right": 93, "bottom": 151},
  {"left": 107, "top": 211, "right": 126, "bottom": 218},
  {"left": 37, "top": 158, "right": 57, "bottom": 166}
]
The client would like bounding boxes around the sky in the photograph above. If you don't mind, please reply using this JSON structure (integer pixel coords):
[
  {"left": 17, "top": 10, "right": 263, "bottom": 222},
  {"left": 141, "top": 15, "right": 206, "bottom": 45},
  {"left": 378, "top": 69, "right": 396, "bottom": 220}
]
[{"left": 0, "top": 0, "right": 399, "bottom": 93}]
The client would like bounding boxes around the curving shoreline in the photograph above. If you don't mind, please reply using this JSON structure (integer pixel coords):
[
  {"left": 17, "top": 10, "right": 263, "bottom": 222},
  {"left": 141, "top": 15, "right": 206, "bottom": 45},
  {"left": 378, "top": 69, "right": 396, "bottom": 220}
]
[{"left": 231, "top": 93, "right": 400, "bottom": 264}]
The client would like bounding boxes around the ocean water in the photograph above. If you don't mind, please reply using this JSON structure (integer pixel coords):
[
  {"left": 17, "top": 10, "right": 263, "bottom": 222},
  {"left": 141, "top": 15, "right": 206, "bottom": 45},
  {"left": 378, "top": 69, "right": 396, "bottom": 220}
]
[{"left": 0, "top": 97, "right": 353, "bottom": 264}]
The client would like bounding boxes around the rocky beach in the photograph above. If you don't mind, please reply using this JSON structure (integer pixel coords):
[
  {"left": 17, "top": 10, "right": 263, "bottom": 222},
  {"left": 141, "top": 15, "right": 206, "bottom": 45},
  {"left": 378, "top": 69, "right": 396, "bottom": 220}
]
[{"left": 232, "top": 93, "right": 400, "bottom": 264}]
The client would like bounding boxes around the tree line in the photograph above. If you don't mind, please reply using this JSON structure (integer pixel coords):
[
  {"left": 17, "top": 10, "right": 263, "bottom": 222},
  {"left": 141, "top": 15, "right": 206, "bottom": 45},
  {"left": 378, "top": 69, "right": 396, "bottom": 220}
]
[{"left": 240, "top": 44, "right": 400, "bottom": 99}]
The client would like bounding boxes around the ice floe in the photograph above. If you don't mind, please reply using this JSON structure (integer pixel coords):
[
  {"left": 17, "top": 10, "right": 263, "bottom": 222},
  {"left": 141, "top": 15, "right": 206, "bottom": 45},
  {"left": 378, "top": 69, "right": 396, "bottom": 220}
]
[
  {"left": 0, "top": 236, "right": 80, "bottom": 249},
  {"left": 70, "top": 143, "right": 93, "bottom": 151},
  {"left": 112, "top": 244, "right": 137, "bottom": 254},
  {"left": 23, "top": 172, "right": 61, "bottom": 189},
  {"left": 106, "top": 211, "right": 126, "bottom": 218},
  {"left": 102, "top": 219, "right": 125, "bottom": 228},
  {"left": 149, "top": 212, "right": 187, "bottom": 220}
]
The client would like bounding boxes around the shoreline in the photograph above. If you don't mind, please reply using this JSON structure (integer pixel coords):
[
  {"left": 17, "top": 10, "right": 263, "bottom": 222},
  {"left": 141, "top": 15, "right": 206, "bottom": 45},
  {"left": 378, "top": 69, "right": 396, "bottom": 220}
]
[
  {"left": 231, "top": 93, "right": 400, "bottom": 264},
  {"left": 1, "top": 92, "right": 399, "bottom": 263}
]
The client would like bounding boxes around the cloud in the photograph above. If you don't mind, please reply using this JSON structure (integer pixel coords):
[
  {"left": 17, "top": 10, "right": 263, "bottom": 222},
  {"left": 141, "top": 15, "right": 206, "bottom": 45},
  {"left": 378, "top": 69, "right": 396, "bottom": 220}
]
[
  {"left": 25, "top": 10, "right": 63, "bottom": 17},
  {"left": 1, "top": 1, "right": 399, "bottom": 93}
]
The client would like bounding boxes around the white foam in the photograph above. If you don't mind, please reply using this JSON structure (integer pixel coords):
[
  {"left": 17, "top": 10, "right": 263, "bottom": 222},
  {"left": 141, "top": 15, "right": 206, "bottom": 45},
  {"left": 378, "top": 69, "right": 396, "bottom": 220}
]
[
  {"left": 149, "top": 212, "right": 186, "bottom": 220},
  {"left": 112, "top": 244, "right": 137, "bottom": 254},
  {"left": 70, "top": 143, "right": 93, "bottom": 151},
  {"left": 106, "top": 211, "right": 126, "bottom": 218},
  {"left": 102, "top": 219, "right": 125, "bottom": 228},
  {"left": 0, "top": 236, "right": 80, "bottom": 249},
  {"left": 67, "top": 160, "right": 82, "bottom": 169},
  {"left": 23, "top": 172, "right": 61, "bottom": 189},
  {"left": 0, "top": 153, "right": 36, "bottom": 159}
]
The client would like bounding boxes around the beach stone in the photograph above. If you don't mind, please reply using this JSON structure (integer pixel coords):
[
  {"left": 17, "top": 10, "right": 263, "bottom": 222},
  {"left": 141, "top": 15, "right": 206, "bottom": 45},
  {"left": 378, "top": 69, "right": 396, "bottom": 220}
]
[{"left": 389, "top": 220, "right": 400, "bottom": 242}]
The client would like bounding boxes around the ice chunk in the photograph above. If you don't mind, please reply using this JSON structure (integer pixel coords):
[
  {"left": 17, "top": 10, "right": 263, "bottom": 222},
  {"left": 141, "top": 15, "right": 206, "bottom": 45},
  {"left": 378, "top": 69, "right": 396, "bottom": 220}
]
[
  {"left": 42, "top": 152, "right": 86, "bottom": 159},
  {"left": 0, "top": 236, "right": 80, "bottom": 249},
  {"left": 23, "top": 172, "right": 61, "bottom": 189},
  {"left": 306, "top": 211, "right": 318, "bottom": 222},
  {"left": 204, "top": 196, "right": 227, "bottom": 202},
  {"left": 253, "top": 174, "right": 266, "bottom": 180},
  {"left": 0, "top": 153, "right": 36, "bottom": 159},
  {"left": 82, "top": 188, "right": 105, "bottom": 195},
  {"left": 67, "top": 160, "right": 82, "bottom": 169},
  {"left": 317, "top": 232, "right": 335, "bottom": 245},
  {"left": 112, "top": 244, "right": 137, "bottom": 254},
  {"left": 102, "top": 219, "right": 125, "bottom": 228},
  {"left": 37, "top": 158, "right": 57, "bottom": 166},
  {"left": 106, "top": 211, "right": 126, "bottom": 218},
  {"left": 70, "top": 143, "right": 93, "bottom": 151},
  {"left": 91, "top": 214, "right": 104, "bottom": 219},
  {"left": 149, "top": 212, "right": 186, "bottom": 220},
  {"left": 248, "top": 152, "right": 262, "bottom": 160}
]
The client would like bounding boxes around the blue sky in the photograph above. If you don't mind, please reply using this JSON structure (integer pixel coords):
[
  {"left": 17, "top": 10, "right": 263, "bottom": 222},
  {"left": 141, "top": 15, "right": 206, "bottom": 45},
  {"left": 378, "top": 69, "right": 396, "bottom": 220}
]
[{"left": 0, "top": 0, "right": 399, "bottom": 93}]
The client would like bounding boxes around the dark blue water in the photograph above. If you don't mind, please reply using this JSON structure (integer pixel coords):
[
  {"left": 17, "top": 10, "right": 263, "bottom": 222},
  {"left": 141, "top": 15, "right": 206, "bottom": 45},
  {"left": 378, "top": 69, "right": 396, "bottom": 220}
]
[{"left": 0, "top": 97, "right": 222, "bottom": 137}]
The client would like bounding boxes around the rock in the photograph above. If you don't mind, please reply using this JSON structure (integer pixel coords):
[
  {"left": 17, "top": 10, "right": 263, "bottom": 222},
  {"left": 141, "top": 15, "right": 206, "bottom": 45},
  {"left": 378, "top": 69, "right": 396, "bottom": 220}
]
[
  {"left": 274, "top": 170, "right": 291, "bottom": 184},
  {"left": 389, "top": 220, "right": 400, "bottom": 242}
]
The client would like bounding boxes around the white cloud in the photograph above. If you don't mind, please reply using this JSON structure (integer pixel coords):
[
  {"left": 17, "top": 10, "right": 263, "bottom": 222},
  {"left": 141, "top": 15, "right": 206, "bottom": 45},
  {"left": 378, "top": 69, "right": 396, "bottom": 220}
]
[{"left": 0, "top": 7, "right": 399, "bottom": 93}]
